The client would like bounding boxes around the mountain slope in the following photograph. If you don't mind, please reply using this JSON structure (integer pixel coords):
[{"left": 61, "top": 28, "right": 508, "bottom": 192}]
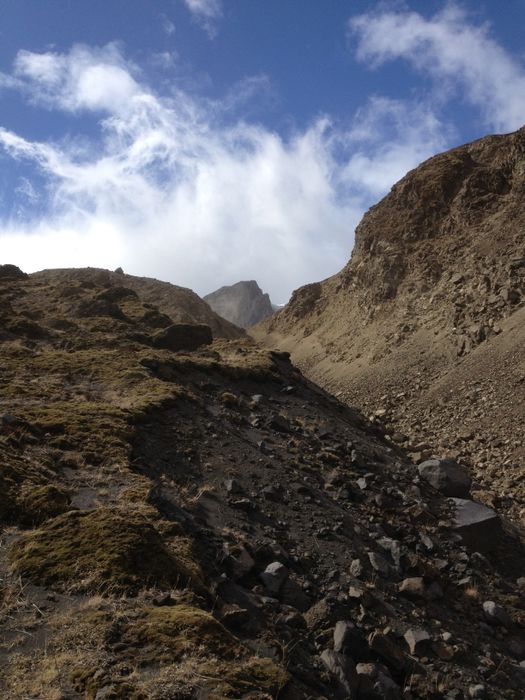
[
  {"left": 204, "top": 280, "right": 275, "bottom": 328},
  {"left": 32, "top": 267, "right": 245, "bottom": 339},
  {"left": 1, "top": 266, "right": 524, "bottom": 698},
  {"left": 254, "top": 126, "right": 525, "bottom": 524}
]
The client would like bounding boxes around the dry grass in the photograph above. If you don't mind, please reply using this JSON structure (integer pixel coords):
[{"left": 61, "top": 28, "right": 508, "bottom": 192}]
[{"left": 463, "top": 584, "right": 481, "bottom": 601}]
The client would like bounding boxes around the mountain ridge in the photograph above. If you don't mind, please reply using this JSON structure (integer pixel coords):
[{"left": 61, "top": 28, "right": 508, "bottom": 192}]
[{"left": 253, "top": 125, "right": 525, "bottom": 524}]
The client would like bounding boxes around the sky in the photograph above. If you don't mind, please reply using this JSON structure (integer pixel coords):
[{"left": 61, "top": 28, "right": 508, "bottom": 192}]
[{"left": 1, "top": 1, "right": 525, "bottom": 303}]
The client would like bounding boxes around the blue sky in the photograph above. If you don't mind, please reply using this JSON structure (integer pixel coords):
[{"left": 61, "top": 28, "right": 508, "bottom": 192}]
[{"left": 1, "top": 1, "right": 525, "bottom": 302}]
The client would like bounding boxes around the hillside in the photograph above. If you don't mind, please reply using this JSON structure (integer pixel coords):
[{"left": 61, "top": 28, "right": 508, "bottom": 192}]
[
  {"left": 204, "top": 280, "right": 275, "bottom": 328},
  {"left": 254, "top": 126, "right": 525, "bottom": 526},
  {"left": 1, "top": 264, "right": 524, "bottom": 698},
  {"left": 33, "top": 267, "right": 245, "bottom": 340}
]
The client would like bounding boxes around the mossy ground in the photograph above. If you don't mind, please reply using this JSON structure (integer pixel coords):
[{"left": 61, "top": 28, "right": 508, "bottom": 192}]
[
  {"left": 0, "top": 272, "right": 293, "bottom": 699},
  {"left": 9, "top": 509, "right": 202, "bottom": 593}
]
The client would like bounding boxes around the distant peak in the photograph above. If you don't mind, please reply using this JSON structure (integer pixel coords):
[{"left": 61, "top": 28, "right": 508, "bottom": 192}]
[{"left": 204, "top": 280, "right": 275, "bottom": 328}]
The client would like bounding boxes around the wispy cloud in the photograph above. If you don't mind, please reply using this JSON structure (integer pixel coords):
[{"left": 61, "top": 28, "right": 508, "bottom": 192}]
[
  {"left": 349, "top": 4, "right": 525, "bottom": 132},
  {"left": 0, "top": 44, "right": 445, "bottom": 302},
  {"left": 161, "top": 15, "right": 176, "bottom": 36},
  {"left": 182, "top": 0, "right": 222, "bottom": 38}
]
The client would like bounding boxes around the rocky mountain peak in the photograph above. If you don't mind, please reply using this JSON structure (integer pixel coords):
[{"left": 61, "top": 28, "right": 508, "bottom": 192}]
[{"left": 204, "top": 279, "right": 275, "bottom": 328}]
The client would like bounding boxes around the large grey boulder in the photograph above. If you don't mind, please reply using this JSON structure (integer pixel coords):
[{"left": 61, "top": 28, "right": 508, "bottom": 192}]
[
  {"left": 333, "top": 620, "right": 369, "bottom": 661},
  {"left": 320, "top": 649, "right": 358, "bottom": 697},
  {"left": 418, "top": 458, "right": 471, "bottom": 497},
  {"left": 449, "top": 498, "right": 502, "bottom": 552}
]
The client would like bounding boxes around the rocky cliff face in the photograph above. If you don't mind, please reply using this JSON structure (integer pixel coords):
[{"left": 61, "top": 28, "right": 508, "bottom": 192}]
[
  {"left": 205, "top": 280, "right": 275, "bottom": 328},
  {"left": 254, "top": 126, "right": 525, "bottom": 524},
  {"left": 2, "top": 264, "right": 524, "bottom": 698}
]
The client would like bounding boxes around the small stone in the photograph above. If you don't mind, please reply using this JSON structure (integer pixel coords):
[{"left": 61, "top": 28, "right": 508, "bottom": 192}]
[
  {"left": 404, "top": 628, "right": 431, "bottom": 656},
  {"left": 224, "top": 478, "right": 242, "bottom": 494},
  {"left": 260, "top": 562, "right": 289, "bottom": 595},
  {"left": 230, "top": 498, "right": 254, "bottom": 511},
  {"left": 483, "top": 601, "right": 512, "bottom": 628},
  {"left": 368, "top": 551, "right": 390, "bottom": 577},
  {"left": 261, "top": 484, "right": 281, "bottom": 502},
  {"left": 398, "top": 577, "right": 426, "bottom": 601},
  {"left": 350, "top": 558, "right": 363, "bottom": 578}
]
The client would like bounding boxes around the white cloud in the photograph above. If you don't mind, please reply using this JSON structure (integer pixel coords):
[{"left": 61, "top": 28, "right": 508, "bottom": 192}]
[
  {"left": 0, "top": 45, "right": 446, "bottom": 303},
  {"left": 182, "top": 0, "right": 222, "bottom": 38},
  {"left": 349, "top": 4, "right": 525, "bottom": 132},
  {"left": 13, "top": 44, "right": 141, "bottom": 114},
  {"left": 336, "top": 97, "right": 451, "bottom": 198}
]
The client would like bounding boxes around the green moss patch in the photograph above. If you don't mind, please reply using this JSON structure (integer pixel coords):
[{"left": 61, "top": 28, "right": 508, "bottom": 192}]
[
  {"left": 124, "top": 605, "right": 240, "bottom": 663},
  {"left": 16, "top": 484, "right": 71, "bottom": 526},
  {"left": 71, "top": 668, "right": 145, "bottom": 700},
  {"left": 9, "top": 508, "right": 201, "bottom": 593},
  {"left": 121, "top": 606, "right": 288, "bottom": 697},
  {"left": 0, "top": 452, "right": 63, "bottom": 526}
]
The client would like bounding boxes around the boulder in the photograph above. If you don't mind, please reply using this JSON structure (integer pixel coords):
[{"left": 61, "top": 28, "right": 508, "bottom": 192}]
[
  {"left": 280, "top": 578, "right": 311, "bottom": 613},
  {"left": 418, "top": 458, "right": 471, "bottom": 497},
  {"left": 333, "top": 620, "right": 369, "bottom": 661},
  {"left": 356, "top": 662, "right": 402, "bottom": 699},
  {"left": 368, "top": 551, "right": 391, "bottom": 577},
  {"left": 222, "top": 543, "right": 254, "bottom": 580},
  {"left": 398, "top": 576, "right": 426, "bottom": 601},
  {"left": 449, "top": 498, "right": 502, "bottom": 552},
  {"left": 368, "top": 632, "right": 405, "bottom": 672},
  {"left": 483, "top": 601, "right": 512, "bottom": 628},
  {"left": 404, "top": 628, "right": 431, "bottom": 656},
  {"left": 320, "top": 649, "right": 358, "bottom": 696},
  {"left": 152, "top": 323, "right": 212, "bottom": 352},
  {"left": 398, "top": 577, "right": 443, "bottom": 602}
]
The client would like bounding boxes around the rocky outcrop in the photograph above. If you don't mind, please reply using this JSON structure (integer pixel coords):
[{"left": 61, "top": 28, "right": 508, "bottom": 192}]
[
  {"left": 152, "top": 323, "right": 212, "bottom": 352},
  {"left": 204, "top": 280, "right": 275, "bottom": 328}
]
